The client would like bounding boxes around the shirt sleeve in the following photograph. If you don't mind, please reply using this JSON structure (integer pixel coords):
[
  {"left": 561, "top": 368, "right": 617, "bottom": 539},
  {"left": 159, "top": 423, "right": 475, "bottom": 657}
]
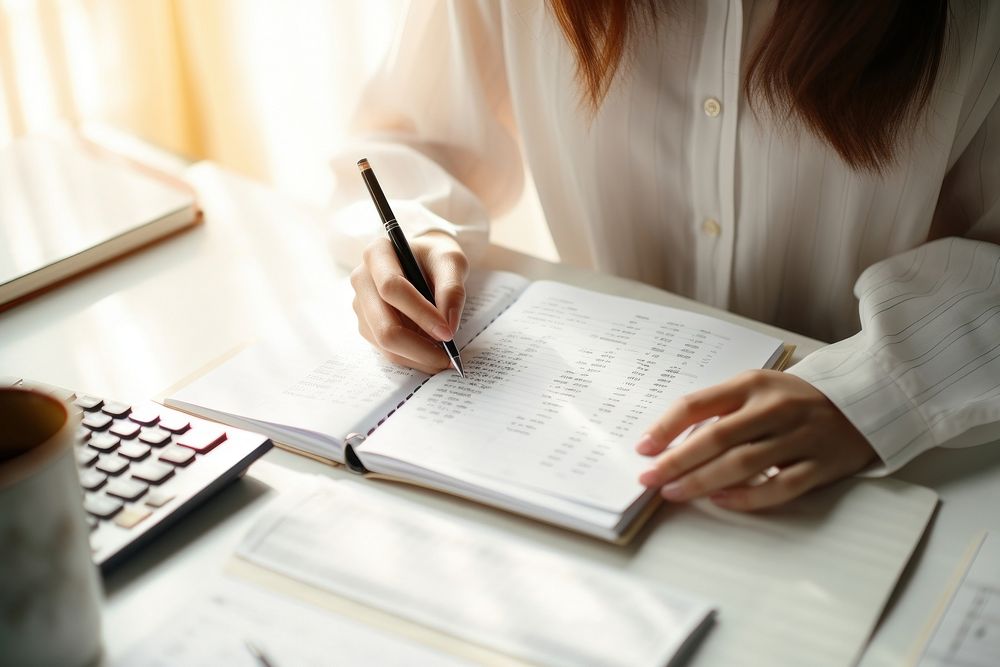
[
  {"left": 788, "top": 90, "right": 1000, "bottom": 475},
  {"left": 327, "top": 1, "right": 522, "bottom": 267}
]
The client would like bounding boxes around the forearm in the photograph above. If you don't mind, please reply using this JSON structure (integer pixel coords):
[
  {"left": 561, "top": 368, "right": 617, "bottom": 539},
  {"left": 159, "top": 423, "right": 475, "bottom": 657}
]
[{"left": 789, "top": 237, "right": 1000, "bottom": 474}]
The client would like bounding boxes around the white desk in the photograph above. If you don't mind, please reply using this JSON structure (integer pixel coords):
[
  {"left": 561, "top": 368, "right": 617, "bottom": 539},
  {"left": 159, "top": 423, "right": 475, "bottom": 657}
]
[{"left": 2, "top": 163, "right": 998, "bottom": 666}]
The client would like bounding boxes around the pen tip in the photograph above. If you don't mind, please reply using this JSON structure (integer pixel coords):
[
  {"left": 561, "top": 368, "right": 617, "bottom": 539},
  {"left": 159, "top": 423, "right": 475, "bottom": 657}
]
[
  {"left": 452, "top": 357, "right": 466, "bottom": 378},
  {"left": 357, "top": 158, "right": 370, "bottom": 172}
]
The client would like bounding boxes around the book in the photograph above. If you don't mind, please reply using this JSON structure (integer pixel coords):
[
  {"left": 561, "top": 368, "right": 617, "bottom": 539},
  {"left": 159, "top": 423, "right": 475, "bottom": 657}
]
[
  {"left": 166, "top": 271, "right": 788, "bottom": 542},
  {"left": 0, "top": 133, "right": 198, "bottom": 308}
]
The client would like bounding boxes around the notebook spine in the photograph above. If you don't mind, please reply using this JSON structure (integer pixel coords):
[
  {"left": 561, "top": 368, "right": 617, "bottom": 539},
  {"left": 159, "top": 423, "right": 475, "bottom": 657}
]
[
  {"left": 342, "top": 433, "right": 369, "bottom": 474},
  {"left": 346, "top": 284, "right": 523, "bottom": 467}
]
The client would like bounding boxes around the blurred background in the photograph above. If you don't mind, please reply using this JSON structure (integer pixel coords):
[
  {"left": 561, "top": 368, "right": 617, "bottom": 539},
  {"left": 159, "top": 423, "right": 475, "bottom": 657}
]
[{"left": 0, "top": 0, "right": 556, "bottom": 258}]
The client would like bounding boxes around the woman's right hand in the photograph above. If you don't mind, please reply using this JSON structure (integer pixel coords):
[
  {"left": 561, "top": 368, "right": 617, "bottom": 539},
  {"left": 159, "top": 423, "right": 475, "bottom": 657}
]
[{"left": 350, "top": 231, "right": 469, "bottom": 374}]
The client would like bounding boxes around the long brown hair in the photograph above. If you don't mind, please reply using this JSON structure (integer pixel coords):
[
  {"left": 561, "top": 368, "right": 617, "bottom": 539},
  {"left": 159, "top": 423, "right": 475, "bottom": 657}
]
[{"left": 548, "top": 0, "right": 949, "bottom": 172}]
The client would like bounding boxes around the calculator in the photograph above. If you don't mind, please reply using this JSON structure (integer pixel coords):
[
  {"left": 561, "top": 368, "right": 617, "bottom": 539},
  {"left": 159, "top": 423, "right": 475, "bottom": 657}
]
[{"left": 4, "top": 377, "right": 272, "bottom": 572}]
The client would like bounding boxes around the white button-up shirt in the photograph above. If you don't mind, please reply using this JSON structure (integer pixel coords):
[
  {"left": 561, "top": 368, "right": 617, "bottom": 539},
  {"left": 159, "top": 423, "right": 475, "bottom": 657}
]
[{"left": 330, "top": 0, "right": 1000, "bottom": 473}]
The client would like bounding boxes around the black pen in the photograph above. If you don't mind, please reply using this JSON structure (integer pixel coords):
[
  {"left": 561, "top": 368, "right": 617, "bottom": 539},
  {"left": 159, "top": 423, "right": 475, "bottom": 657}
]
[{"left": 358, "top": 158, "right": 466, "bottom": 378}]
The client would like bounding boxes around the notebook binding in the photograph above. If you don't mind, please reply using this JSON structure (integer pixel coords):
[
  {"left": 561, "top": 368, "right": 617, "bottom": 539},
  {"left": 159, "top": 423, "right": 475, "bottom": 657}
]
[
  {"left": 343, "top": 280, "right": 523, "bottom": 473},
  {"left": 342, "top": 432, "right": 369, "bottom": 474}
]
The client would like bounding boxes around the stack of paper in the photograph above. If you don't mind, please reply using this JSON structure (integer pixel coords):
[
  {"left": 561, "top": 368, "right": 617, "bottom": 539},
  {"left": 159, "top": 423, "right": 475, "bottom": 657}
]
[{"left": 236, "top": 478, "right": 716, "bottom": 667}]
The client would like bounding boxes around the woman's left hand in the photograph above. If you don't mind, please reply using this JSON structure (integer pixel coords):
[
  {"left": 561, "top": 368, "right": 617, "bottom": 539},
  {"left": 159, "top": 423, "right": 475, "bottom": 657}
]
[{"left": 636, "top": 370, "right": 877, "bottom": 511}]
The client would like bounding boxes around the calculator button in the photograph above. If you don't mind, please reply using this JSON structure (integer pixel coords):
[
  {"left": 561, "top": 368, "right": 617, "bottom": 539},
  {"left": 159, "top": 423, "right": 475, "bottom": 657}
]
[
  {"left": 110, "top": 420, "right": 141, "bottom": 439},
  {"left": 82, "top": 413, "right": 113, "bottom": 431},
  {"left": 157, "top": 414, "right": 190, "bottom": 433},
  {"left": 114, "top": 506, "right": 152, "bottom": 529},
  {"left": 144, "top": 489, "right": 177, "bottom": 508},
  {"left": 84, "top": 494, "right": 123, "bottom": 519},
  {"left": 138, "top": 427, "right": 172, "bottom": 447},
  {"left": 76, "top": 426, "right": 92, "bottom": 442},
  {"left": 128, "top": 408, "right": 160, "bottom": 426},
  {"left": 96, "top": 455, "right": 130, "bottom": 476},
  {"left": 102, "top": 401, "right": 131, "bottom": 418},
  {"left": 105, "top": 478, "right": 149, "bottom": 502},
  {"left": 74, "top": 395, "right": 104, "bottom": 411},
  {"left": 158, "top": 445, "right": 195, "bottom": 467},
  {"left": 131, "top": 461, "right": 175, "bottom": 485},
  {"left": 76, "top": 448, "right": 99, "bottom": 467},
  {"left": 86, "top": 516, "right": 98, "bottom": 531},
  {"left": 176, "top": 426, "right": 226, "bottom": 453},
  {"left": 88, "top": 433, "right": 120, "bottom": 453},
  {"left": 118, "top": 442, "right": 151, "bottom": 461},
  {"left": 79, "top": 469, "right": 107, "bottom": 491}
]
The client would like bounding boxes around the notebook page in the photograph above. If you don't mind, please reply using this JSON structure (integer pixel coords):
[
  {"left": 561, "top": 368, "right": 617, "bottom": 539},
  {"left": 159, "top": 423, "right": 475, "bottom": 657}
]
[
  {"left": 167, "top": 270, "right": 529, "bottom": 459},
  {"left": 361, "top": 280, "right": 783, "bottom": 513},
  {"left": 237, "top": 478, "right": 715, "bottom": 667}
]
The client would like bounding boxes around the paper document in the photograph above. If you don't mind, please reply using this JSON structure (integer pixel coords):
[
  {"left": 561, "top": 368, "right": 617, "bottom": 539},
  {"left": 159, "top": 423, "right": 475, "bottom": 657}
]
[
  {"left": 637, "top": 478, "right": 939, "bottom": 667},
  {"left": 915, "top": 531, "right": 1000, "bottom": 667},
  {"left": 362, "top": 280, "right": 783, "bottom": 513},
  {"left": 168, "top": 271, "right": 528, "bottom": 459},
  {"left": 114, "top": 577, "right": 469, "bottom": 667},
  {"left": 232, "top": 463, "right": 938, "bottom": 667},
  {"left": 236, "top": 478, "right": 715, "bottom": 667}
]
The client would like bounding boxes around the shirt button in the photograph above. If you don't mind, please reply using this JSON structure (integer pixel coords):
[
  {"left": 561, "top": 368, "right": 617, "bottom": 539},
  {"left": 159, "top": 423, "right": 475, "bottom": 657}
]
[
  {"left": 701, "top": 218, "right": 721, "bottom": 236},
  {"left": 703, "top": 97, "right": 721, "bottom": 117}
]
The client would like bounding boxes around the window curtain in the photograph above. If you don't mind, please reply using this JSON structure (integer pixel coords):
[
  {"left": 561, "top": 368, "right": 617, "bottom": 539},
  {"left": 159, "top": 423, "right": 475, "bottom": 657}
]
[{"left": 0, "top": 0, "right": 402, "bottom": 205}]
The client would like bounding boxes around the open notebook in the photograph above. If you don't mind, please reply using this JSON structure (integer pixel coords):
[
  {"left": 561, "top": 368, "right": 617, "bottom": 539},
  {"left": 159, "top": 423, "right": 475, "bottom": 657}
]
[{"left": 167, "top": 271, "right": 787, "bottom": 542}]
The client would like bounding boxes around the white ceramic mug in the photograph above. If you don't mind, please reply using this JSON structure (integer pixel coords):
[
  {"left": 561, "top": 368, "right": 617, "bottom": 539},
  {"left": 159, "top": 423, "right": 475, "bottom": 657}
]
[{"left": 0, "top": 388, "right": 103, "bottom": 667}]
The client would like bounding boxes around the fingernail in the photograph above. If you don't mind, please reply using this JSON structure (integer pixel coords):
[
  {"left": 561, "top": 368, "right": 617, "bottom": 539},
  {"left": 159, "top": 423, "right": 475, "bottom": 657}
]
[
  {"left": 635, "top": 434, "right": 656, "bottom": 455},
  {"left": 432, "top": 324, "right": 452, "bottom": 341},
  {"left": 660, "top": 481, "right": 685, "bottom": 500},
  {"left": 448, "top": 307, "right": 461, "bottom": 332}
]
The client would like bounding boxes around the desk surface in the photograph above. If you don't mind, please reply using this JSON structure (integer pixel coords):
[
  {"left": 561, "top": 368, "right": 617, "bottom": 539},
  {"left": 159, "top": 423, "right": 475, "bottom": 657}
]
[{"left": 2, "top": 162, "right": 998, "bottom": 666}]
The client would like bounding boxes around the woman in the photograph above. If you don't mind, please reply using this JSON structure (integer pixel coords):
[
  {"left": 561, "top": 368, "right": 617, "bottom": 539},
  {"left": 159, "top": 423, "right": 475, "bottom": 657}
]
[{"left": 332, "top": 1, "right": 1000, "bottom": 510}]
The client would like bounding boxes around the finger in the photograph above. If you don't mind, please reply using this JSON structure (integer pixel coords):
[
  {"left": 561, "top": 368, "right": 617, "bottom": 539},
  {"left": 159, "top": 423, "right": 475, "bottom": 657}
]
[
  {"left": 638, "top": 399, "right": 792, "bottom": 488},
  {"left": 635, "top": 379, "right": 751, "bottom": 456},
  {"left": 709, "top": 460, "right": 835, "bottom": 511},
  {"left": 377, "top": 348, "right": 446, "bottom": 376},
  {"left": 353, "top": 297, "right": 374, "bottom": 345},
  {"left": 356, "top": 270, "right": 450, "bottom": 371},
  {"left": 424, "top": 243, "right": 469, "bottom": 333},
  {"left": 356, "top": 289, "right": 438, "bottom": 373},
  {"left": 364, "top": 239, "right": 452, "bottom": 341},
  {"left": 656, "top": 434, "right": 806, "bottom": 501}
]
